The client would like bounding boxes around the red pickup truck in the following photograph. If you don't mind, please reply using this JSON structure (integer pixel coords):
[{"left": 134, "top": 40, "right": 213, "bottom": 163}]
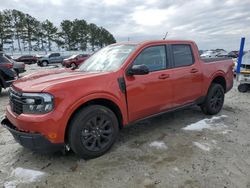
[{"left": 1, "top": 40, "right": 234, "bottom": 159}]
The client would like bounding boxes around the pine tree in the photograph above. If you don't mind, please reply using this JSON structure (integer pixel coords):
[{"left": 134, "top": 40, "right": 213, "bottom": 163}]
[
  {"left": 42, "top": 19, "right": 57, "bottom": 51},
  {"left": 73, "top": 19, "right": 88, "bottom": 51},
  {"left": 88, "top": 23, "right": 99, "bottom": 51},
  {"left": 11, "top": 9, "right": 25, "bottom": 51},
  {"left": 21, "top": 14, "right": 39, "bottom": 51},
  {"left": 60, "top": 20, "right": 75, "bottom": 50},
  {"left": 0, "top": 11, "right": 13, "bottom": 51}
]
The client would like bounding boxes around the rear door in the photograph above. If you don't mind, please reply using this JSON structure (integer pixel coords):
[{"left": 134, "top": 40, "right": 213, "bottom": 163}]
[
  {"left": 170, "top": 44, "right": 203, "bottom": 107},
  {"left": 125, "top": 45, "right": 174, "bottom": 122},
  {"left": 49, "top": 53, "right": 61, "bottom": 63}
]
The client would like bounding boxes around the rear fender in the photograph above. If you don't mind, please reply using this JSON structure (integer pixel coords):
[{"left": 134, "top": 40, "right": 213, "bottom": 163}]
[{"left": 206, "top": 71, "right": 226, "bottom": 92}]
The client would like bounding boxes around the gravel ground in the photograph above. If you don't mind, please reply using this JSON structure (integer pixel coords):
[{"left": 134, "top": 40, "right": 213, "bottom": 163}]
[{"left": 0, "top": 64, "right": 250, "bottom": 188}]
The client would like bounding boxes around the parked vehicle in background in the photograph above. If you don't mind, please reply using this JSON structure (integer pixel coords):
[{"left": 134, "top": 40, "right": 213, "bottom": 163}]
[
  {"left": 200, "top": 50, "right": 218, "bottom": 58},
  {"left": 237, "top": 52, "right": 250, "bottom": 92},
  {"left": 216, "top": 50, "right": 228, "bottom": 57},
  {"left": 1, "top": 40, "right": 234, "bottom": 159},
  {"left": 228, "top": 51, "right": 238, "bottom": 58},
  {"left": 62, "top": 54, "right": 89, "bottom": 68},
  {"left": 15, "top": 55, "right": 38, "bottom": 64},
  {"left": 0, "top": 55, "right": 17, "bottom": 94},
  {"left": 37, "top": 53, "right": 66, "bottom": 67},
  {"left": 4, "top": 54, "right": 26, "bottom": 76}
]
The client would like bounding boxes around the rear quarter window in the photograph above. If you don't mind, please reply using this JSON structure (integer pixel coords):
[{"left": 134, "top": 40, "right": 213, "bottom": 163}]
[{"left": 172, "top": 44, "right": 194, "bottom": 68}]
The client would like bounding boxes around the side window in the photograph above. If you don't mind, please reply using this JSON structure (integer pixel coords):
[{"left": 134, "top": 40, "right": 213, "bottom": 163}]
[
  {"left": 50, "top": 53, "right": 60, "bottom": 57},
  {"left": 133, "top": 45, "right": 167, "bottom": 72},
  {"left": 172, "top": 44, "right": 194, "bottom": 68}
]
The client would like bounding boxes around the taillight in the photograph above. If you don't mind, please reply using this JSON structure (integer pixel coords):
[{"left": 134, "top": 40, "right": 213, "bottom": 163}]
[{"left": 2, "top": 63, "right": 13, "bottom": 69}]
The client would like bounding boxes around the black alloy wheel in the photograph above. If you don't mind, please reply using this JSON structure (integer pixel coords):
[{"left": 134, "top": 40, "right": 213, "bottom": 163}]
[
  {"left": 81, "top": 115, "right": 113, "bottom": 152},
  {"left": 68, "top": 105, "right": 119, "bottom": 159},
  {"left": 201, "top": 83, "right": 225, "bottom": 115}
]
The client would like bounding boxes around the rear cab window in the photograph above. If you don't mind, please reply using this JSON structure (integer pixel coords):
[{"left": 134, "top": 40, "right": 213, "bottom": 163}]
[{"left": 172, "top": 44, "right": 194, "bottom": 68}]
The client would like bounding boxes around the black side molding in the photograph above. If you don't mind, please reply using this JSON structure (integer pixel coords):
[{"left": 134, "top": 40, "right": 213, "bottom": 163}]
[{"left": 118, "top": 77, "right": 126, "bottom": 94}]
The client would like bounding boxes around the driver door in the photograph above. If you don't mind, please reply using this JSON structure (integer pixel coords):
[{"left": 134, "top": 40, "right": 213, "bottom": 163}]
[{"left": 125, "top": 45, "right": 174, "bottom": 122}]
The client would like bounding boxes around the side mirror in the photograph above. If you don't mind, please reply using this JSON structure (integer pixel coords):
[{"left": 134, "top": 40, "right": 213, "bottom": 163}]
[{"left": 127, "top": 64, "right": 149, "bottom": 76}]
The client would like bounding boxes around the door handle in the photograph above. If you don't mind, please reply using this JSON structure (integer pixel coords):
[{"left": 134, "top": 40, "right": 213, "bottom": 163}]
[
  {"left": 159, "top": 74, "right": 170, "bottom": 79},
  {"left": 190, "top": 68, "right": 198, "bottom": 73}
]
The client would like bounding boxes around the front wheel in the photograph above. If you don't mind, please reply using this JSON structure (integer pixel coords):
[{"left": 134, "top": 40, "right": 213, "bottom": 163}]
[
  {"left": 42, "top": 61, "right": 48, "bottom": 67},
  {"left": 68, "top": 105, "right": 119, "bottom": 159},
  {"left": 201, "top": 83, "right": 225, "bottom": 115}
]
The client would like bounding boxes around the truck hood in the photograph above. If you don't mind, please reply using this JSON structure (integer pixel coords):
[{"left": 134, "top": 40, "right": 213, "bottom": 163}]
[{"left": 12, "top": 69, "right": 102, "bottom": 92}]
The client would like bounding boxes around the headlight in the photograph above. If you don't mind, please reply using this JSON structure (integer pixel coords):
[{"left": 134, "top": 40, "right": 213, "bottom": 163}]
[{"left": 22, "top": 93, "right": 54, "bottom": 114}]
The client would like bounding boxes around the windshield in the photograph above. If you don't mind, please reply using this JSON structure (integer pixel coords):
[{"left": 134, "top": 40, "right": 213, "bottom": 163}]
[{"left": 79, "top": 44, "right": 136, "bottom": 72}]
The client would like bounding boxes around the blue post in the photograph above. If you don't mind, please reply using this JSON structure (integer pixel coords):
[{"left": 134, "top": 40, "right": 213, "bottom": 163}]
[{"left": 236, "top": 37, "right": 245, "bottom": 74}]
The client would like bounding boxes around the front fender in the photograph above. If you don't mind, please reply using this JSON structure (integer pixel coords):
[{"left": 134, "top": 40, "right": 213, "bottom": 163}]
[{"left": 58, "top": 92, "right": 128, "bottom": 140}]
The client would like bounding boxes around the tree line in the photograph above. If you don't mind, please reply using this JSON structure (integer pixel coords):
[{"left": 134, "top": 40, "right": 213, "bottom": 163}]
[{"left": 0, "top": 9, "right": 116, "bottom": 52}]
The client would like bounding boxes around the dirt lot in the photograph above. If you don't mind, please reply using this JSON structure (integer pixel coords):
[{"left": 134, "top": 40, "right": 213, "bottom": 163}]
[{"left": 0, "top": 64, "right": 250, "bottom": 188}]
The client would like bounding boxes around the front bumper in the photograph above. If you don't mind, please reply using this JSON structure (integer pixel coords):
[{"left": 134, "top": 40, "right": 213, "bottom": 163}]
[{"left": 1, "top": 117, "right": 64, "bottom": 153}]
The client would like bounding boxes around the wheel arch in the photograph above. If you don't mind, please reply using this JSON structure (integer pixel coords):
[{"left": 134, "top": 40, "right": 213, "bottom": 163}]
[
  {"left": 207, "top": 72, "right": 226, "bottom": 93},
  {"left": 211, "top": 76, "right": 226, "bottom": 92},
  {"left": 42, "top": 60, "right": 49, "bottom": 64},
  {"left": 64, "top": 97, "right": 124, "bottom": 143}
]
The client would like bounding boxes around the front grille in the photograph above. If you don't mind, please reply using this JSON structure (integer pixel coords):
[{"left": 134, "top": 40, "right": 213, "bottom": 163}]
[{"left": 9, "top": 88, "right": 23, "bottom": 115}]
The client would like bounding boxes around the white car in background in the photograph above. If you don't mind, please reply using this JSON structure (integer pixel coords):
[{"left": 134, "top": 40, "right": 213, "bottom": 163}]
[
  {"left": 200, "top": 50, "right": 218, "bottom": 58},
  {"left": 217, "top": 50, "right": 228, "bottom": 57}
]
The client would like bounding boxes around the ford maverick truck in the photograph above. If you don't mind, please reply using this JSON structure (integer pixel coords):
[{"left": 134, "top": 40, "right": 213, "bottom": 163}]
[{"left": 1, "top": 40, "right": 234, "bottom": 159}]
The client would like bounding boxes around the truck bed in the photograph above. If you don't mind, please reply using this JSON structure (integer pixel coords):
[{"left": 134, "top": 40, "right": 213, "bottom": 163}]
[{"left": 201, "top": 57, "right": 232, "bottom": 63}]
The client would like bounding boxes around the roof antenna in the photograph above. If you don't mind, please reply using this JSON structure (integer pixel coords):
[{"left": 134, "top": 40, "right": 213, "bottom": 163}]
[{"left": 163, "top": 32, "right": 168, "bottom": 40}]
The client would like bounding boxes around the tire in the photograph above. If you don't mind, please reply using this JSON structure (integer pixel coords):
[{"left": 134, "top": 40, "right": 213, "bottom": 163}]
[
  {"left": 68, "top": 105, "right": 119, "bottom": 159},
  {"left": 71, "top": 63, "right": 77, "bottom": 68},
  {"left": 201, "top": 83, "right": 225, "bottom": 115},
  {"left": 238, "top": 84, "right": 248, "bottom": 93},
  {"left": 42, "top": 61, "right": 48, "bottom": 67}
]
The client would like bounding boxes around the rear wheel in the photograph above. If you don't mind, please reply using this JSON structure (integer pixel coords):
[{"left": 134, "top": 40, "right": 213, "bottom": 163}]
[
  {"left": 201, "top": 83, "right": 224, "bottom": 115},
  {"left": 68, "top": 105, "right": 119, "bottom": 159},
  {"left": 238, "top": 84, "right": 248, "bottom": 93}
]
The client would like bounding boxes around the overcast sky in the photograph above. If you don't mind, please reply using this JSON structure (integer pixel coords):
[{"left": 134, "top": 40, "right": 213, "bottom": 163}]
[{"left": 1, "top": 0, "right": 250, "bottom": 50}]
